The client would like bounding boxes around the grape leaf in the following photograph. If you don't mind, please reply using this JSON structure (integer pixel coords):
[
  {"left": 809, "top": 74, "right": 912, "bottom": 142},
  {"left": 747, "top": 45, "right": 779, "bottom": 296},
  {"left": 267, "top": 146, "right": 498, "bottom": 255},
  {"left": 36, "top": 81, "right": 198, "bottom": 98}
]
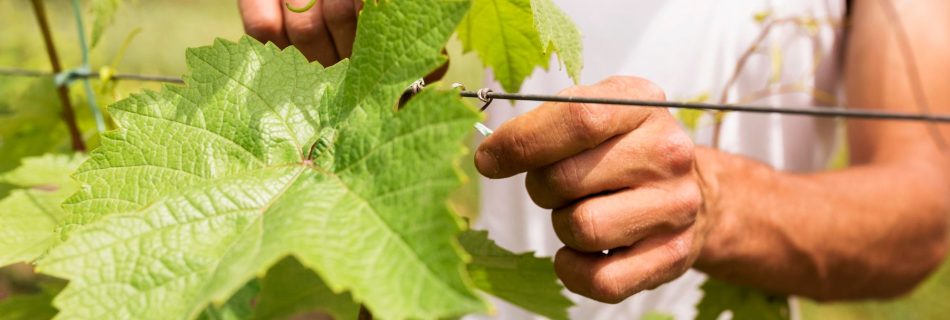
[
  {"left": 0, "top": 154, "right": 86, "bottom": 267},
  {"left": 197, "top": 280, "right": 260, "bottom": 320},
  {"left": 460, "top": 230, "right": 572, "bottom": 320},
  {"left": 252, "top": 256, "right": 359, "bottom": 320},
  {"left": 36, "top": 1, "right": 488, "bottom": 319},
  {"left": 458, "top": 0, "right": 548, "bottom": 92},
  {"left": 529, "top": 0, "right": 583, "bottom": 83},
  {"left": 696, "top": 279, "right": 789, "bottom": 320},
  {"left": 0, "top": 79, "right": 80, "bottom": 174},
  {"left": 90, "top": 0, "right": 122, "bottom": 48},
  {"left": 459, "top": 0, "right": 583, "bottom": 92},
  {"left": 800, "top": 257, "right": 950, "bottom": 320},
  {"left": 0, "top": 289, "right": 58, "bottom": 320}
]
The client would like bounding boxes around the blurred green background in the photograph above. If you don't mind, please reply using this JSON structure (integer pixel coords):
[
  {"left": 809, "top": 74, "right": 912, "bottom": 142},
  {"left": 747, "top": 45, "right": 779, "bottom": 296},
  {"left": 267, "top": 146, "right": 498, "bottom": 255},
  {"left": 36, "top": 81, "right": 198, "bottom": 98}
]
[{"left": 0, "top": 0, "right": 946, "bottom": 319}]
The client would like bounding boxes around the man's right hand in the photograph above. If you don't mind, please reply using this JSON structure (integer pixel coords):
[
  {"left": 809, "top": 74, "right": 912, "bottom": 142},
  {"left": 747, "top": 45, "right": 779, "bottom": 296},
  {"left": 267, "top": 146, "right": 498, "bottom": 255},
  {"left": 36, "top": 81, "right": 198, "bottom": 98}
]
[{"left": 238, "top": 0, "right": 362, "bottom": 66}]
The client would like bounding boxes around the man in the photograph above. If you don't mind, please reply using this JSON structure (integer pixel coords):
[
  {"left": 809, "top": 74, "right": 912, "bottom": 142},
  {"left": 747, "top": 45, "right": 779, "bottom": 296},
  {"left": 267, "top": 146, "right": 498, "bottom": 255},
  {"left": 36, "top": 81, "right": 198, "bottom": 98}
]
[{"left": 238, "top": 0, "right": 949, "bottom": 318}]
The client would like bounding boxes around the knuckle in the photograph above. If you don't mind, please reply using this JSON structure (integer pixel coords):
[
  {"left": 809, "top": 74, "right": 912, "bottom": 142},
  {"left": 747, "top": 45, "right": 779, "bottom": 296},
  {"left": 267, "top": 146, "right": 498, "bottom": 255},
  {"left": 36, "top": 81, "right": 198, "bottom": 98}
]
[
  {"left": 544, "top": 160, "right": 582, "bottom": 201},
  {"left": 568, "top": 203, "right": 603, "bottom": 250},
  {"left": 598, "top": 76, "right": 629, "bottom": 92},
  {"left": 662, "top": 236, "right": 694, "bottom": 275},
  {"left": 565, "top": 102, "right": 608, "bottom": 146},
  {"left": 556, "top": 84, "right": 586, "bottom": 96},
  {"left": 656, "top": 131, "right": 695, "bottom": 175},
  {"left": 679, "top": 182, "right": 703, "bottom": 218},
  {"left": 599, "top": 76, "right": 667, "bottom": 101},
  {"left": 640, "top": 79, "right": 667, "bottom": 101},
  {"left": 588, "top": 269, "right": 626, "bottom": 303}
]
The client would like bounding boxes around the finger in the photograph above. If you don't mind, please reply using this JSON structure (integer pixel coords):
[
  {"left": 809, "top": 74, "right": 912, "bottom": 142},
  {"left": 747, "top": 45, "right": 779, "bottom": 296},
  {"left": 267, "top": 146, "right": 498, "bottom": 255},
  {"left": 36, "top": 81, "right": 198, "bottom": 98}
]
[
  {"left": 283, "top": 0, "right": 340, "bottom": 65},
  {"left": 525, "top": 126, "right": 693, "bottom": 209},
  {"left": 238, "top": 0, "right": 290, "bottom": 47},
  {"left": 475, "top": 76, "right": 666, "bottom": 179},
  {"left": 550, "top": 181, "right": 701, "bottom": 252},
  {"left": 554, "top": 228, "right": 697, "bottom": 303},
  {"left": 321, "top": 0, "right": 359, "bottom": 58}
]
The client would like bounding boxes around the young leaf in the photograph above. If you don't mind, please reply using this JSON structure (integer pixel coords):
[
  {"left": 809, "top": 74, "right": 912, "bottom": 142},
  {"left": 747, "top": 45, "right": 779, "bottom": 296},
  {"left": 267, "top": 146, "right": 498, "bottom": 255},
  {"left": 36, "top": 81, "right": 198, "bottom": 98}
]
[
  {"left": 458, "top": 0, "right": 550, "bottom": 92},
  {"left": 529, "top": 0, "right": 583, "bottom": 83},
  {"left": 458, "top": 0, "right": 583, "bottom": 92},
  {"left": 0, "top": 154, "right": 86, "bottom": 267},
  {"left": 252, "top": 257, "right": 359, "bottom": 320},
  {"left": 37, "top": 1, "right": 487, "bottom": 319},
  {"left": 90, "top": 0, "right": 122, "bottom": 48},
  {"left": 696, "top": 279, "right": 789, "bottom": 320},
  {"left": 460, "top": 230, "right": 573, "bottom": 320}
]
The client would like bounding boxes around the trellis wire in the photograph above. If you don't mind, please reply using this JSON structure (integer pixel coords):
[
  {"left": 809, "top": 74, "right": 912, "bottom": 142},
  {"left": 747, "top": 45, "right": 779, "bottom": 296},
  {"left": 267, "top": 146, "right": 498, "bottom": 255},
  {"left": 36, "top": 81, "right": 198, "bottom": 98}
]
[
  {"left": 2, "top": 67, "right": 949, "bottom": 123},
  {"left": 0, "top": 67, "right": 185, "bottom": 84},
  {"left": 460, "top": 90, "right": 950, "bottom": 123}
]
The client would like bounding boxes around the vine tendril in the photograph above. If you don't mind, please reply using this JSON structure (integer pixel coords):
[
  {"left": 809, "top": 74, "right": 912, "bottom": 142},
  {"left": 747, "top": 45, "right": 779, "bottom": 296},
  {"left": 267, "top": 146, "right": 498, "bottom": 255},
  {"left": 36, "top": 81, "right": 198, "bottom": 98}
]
[{"left": 285, "top": 0, "right": 319, "bottom": 13}]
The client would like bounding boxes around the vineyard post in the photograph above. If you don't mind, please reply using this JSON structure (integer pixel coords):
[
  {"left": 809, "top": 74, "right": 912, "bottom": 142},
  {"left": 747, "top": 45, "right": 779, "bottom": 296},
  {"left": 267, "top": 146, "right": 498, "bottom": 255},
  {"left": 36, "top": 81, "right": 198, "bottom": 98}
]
[{"left": 30, "top": 0, "right": 86, "bottom": 152}]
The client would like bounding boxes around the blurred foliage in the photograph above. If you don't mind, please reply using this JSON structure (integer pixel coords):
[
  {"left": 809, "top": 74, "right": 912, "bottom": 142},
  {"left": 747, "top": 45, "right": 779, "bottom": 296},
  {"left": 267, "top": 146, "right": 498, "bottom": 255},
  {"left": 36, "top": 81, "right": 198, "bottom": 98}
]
[
  {"left": 801, "top": 255, "right": 950, "bottom": 320},
  {"left": 696, "top": 279, "right": 789, "bottom": 320}
]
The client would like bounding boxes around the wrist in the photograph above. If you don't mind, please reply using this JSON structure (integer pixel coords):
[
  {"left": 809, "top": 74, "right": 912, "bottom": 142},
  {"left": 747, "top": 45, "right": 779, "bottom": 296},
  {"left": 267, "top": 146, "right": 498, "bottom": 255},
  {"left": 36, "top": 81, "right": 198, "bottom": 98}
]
[{"left": 691, "top": 147, "right": 731, "bottom": 270}]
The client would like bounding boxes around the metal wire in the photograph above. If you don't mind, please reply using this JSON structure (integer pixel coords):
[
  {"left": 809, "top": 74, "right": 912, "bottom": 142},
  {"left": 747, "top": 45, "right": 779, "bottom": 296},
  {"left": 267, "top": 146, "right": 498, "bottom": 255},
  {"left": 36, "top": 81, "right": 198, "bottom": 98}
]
[
  {"left": 459, "top": 90, "right": 950, "bottom": 123},
  {"left": 0, "top": 67, "right": 185, "bottom": 84}
]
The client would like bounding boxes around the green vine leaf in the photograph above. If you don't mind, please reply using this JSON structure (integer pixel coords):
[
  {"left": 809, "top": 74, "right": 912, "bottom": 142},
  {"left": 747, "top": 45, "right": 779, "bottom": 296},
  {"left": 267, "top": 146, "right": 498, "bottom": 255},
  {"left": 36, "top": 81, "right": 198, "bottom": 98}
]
[
  {"left": 529, "top": 0, "right": 583, "bottom": 83},
  {"left": 0, "top": 153, "right": 86, "bottom": 267},
  {"left": 197, "top": 280, "right": 260, "bottom": 320},
  {"left": 696, "top": 279, "right": 790, "bottom": 320},
  {"left": 459, "top": 0, "right": 547, "bottom": 93},
  {"left": 460, "top": 230, "right": 573, "bottom": 320},
  {"left": 252, "top": 257, "right": 359, "bottom": 320},
  {"left": 37, "top": 1, "right": 487, "bottom": 319},
  {"left": 0, "top": 285, "right": 61, "bottom": 320},
  {"left": 458, "top": 0, "right": 583, "bottom": 92}
]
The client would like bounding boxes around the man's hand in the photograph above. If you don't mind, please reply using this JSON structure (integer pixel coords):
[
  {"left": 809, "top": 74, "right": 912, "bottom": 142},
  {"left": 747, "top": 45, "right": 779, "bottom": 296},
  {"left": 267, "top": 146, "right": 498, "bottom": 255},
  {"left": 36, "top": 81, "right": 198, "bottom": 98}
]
[
  {"left": 475, "top": 76, "right": 708, "bottom": 303},
  {"left": 238, "top": 0, "right": 361, "bottom": 66}
]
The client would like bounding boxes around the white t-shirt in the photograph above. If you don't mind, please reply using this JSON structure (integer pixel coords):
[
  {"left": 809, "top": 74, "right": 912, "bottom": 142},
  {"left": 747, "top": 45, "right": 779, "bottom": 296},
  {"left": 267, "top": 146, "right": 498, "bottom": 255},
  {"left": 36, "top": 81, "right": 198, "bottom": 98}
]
[{"left": 472, "top": 0, "right": 846, "bottom": 319}]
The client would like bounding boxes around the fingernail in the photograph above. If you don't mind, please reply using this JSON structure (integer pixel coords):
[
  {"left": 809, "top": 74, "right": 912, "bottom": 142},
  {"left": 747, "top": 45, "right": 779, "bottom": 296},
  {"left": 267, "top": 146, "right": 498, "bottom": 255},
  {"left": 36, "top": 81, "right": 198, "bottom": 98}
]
[{"left": 474, "top": 148, "right": 500, "bottom": 178}]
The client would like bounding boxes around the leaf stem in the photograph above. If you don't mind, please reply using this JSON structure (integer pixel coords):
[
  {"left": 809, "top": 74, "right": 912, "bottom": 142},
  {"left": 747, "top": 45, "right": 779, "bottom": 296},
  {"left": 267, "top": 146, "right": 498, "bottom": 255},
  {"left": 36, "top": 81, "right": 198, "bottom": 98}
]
[
  {"left": 285, "top": 0, "right": 319, "bottom": 13},
  {"left": 30, "top": 0, "right": 86, "bottom": 152}
]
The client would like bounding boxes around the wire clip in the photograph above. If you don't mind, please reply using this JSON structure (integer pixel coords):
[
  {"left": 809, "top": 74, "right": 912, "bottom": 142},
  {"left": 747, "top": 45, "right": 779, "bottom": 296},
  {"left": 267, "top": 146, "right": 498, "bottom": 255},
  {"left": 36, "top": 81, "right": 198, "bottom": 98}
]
[{"left": 53, "top": 65, "right": 90, "bottom": 87}]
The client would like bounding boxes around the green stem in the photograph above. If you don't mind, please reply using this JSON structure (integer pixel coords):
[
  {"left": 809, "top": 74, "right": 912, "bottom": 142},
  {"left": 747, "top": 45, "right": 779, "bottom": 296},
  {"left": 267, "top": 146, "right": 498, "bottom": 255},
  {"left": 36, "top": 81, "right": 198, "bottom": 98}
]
[
  {"left": 30, "top": 0, "right": 86, "bottom": 152},
  {"left": 70, "top": 0, "right": 107, "bottom": 133},
  {"left": 285, "top": 0, "right": 319, "bottom": 13}
]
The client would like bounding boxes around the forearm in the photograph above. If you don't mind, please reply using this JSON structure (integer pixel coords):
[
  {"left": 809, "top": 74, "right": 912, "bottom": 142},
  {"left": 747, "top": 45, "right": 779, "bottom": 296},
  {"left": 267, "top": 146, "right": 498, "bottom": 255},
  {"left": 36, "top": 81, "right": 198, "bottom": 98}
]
[{"left": 693, "top": 147, "right": 950, "bottom": 301}]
